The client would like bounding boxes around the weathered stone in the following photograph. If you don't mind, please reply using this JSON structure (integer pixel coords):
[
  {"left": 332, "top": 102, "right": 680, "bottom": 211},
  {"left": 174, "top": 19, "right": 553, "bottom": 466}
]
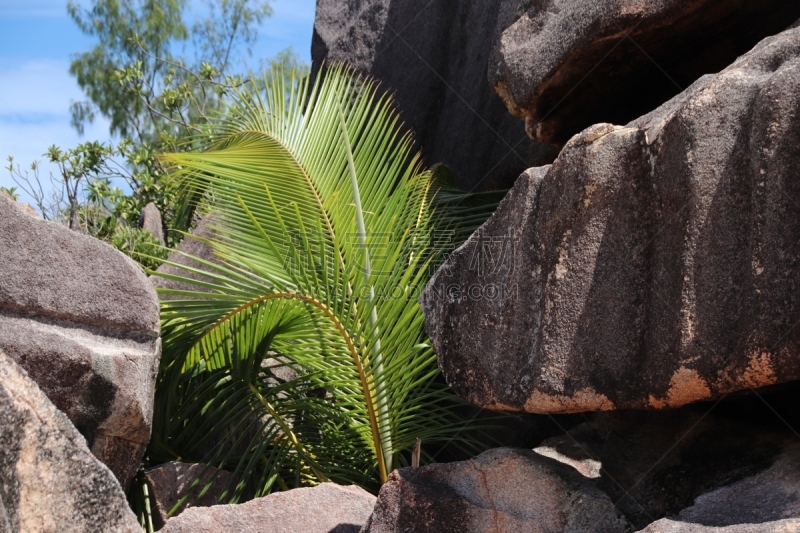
[
  {"left": 670, "top": 441, "right": 800, "bottom": 527},
  {"left": 312, "top": 0, "right": 557, "bottom": 191},
  {"left": 0, "top": 193, "right": 160, "bottom": 488},
  {"left": 140, "top": 201, "right": 165, "bottom": 244},
  {"left": 145, "top": 462, "right": 232, "bottom": 530},
  {"left": 490, "top": 0, "right": 800, "bottom": 144},
  {"left": 423, "top": 23, "right": 800, "bottom": 414},
  {"left": 160, "top": 483, "right": 376, "bottom": 533},
  {"left": 0, "top": 351, "right": 140, "bottom": 532},
  {"left": 638, "top": 519, "right": 800, "bottom": 532},
  {"left": 539, "top": 403, "right": 800, "bottom": 529},
  {"left": 362, "top": 448, "right": 630, "bottom": 532},
  {"left": 152, "top": 214, "right": 219, "bottom": 296}
]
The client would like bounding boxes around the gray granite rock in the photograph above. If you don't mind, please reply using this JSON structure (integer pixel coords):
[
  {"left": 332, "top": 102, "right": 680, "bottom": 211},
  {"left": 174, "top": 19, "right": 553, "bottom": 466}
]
[
  {"left": 638, "top": 519, "right": 800, "bottom": 532},
  {"left": 312, "top": 0, "right": 557, "bottom": 191},
  {"left": 490, "top": 0, "right": 800, "bottom": 144},
  {"left": 0, "top": 350, "right": 140, "bottom": 532},
  {"left": 0, "top": 193, "right": 160, "bottom": 488},
  {"left": 423, "top": 22, "right": 800, "bottom": 414},
  {"left": 145, "top": 462, "right": 232, "bottom": 530},
  {"left": 140, "top": 202, "right": 165, "bottom": 244},
  {"left": 160, "top": 483, "right": 376, "bottom": 533},
  {"left": 362, "top": 448, "right": 630, "bottom": 533}
]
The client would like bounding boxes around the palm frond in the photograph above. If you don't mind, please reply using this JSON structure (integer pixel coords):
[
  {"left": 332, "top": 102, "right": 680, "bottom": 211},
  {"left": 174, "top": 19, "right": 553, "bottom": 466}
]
[{"left": 149, "top": 64, "right": 501, "bottom": 502}]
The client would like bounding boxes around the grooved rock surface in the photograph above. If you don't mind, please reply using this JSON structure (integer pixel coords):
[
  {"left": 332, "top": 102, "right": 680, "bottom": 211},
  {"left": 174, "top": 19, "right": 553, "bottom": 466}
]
[
  {"left": 361, "top": 448, "right": 630, "bottom": 533},
  {"left": 490, "top": 0, "right": 800, "bottom": 144},
  {"left": 423, "top": 23, "right": 800, "bottom": 414},
  {"left": 0, "top": 351, "right": 140, "bottom": 532},
  {"left": 312, "top": 0, "right": 557, "bottom": 191},
  {"left": 160, "top": 483, "right": 376, "bottom": 533},
  {"left": 145, "top": 462, "right": 232, "bottom": 530},
  {"left": 0, "top": 193, "right": 160, "bottom": 488}
]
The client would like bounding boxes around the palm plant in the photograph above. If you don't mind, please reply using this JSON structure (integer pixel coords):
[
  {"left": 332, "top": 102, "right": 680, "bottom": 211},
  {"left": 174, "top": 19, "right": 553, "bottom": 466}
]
[{"left": 147, "top": 64, "right": 499, "bottom": 506}]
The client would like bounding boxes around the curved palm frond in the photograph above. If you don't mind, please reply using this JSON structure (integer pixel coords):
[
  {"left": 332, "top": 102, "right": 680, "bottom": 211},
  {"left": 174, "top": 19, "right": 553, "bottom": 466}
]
[{"left": 149, "top": 64, "right": 500, "bottom": 500}]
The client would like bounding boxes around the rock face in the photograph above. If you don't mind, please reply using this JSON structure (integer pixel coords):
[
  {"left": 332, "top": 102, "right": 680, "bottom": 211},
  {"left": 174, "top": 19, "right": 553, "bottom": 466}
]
[
  {"left": 145, "top": 462, "right": 233, "bottom": 530},
  {"left": 0, "top": 351, "right": 140, "bottom": 532},
  {"left": 362, "top": 448, "right": 630, "bottom": 532},
  {"left": 152, "top": 215, "right": 219, "bottom": 296},
  {"left": 638, "top": 519, "right": 800, "bottom": 532},
  {"left": 312, "top": 0, "right": 557, "bottom": 191},
  {"left": 140, "top": 202, "right": 165, "bottom": 244},
  {"left": 490, "top": 0, "right": 800, "bottom": 144},
  {"left": 538, "top": 402, "right": 800, "bottom": 529},
  {"left": 423, "top": 23, "right": 800, "bottom": 414},
  {"left": 0, "top": 193, "right": 161, "bottom": 488},
  {"left": 160, "top": 483, "right": 376, "bottom": 533}
]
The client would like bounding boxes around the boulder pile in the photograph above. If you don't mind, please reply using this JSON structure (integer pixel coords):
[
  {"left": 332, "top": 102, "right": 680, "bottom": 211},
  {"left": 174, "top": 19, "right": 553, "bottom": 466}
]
[
  {"left": 0, "top": 193, "right": 160, "bottom": 490},
  {"left": 317, "top": 1, "right": 800, "bottom": 531}
]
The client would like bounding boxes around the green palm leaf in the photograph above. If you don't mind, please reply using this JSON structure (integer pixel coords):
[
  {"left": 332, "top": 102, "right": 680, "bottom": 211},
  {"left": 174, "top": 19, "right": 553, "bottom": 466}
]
[{"left": 149, "top": 64, "right": 500, "bottom": 501}]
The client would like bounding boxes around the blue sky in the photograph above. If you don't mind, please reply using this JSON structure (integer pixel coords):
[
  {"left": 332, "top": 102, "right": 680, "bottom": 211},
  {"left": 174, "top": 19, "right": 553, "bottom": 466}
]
[{"left": 0, "top": 0, "right": 316, "bottom": 204}]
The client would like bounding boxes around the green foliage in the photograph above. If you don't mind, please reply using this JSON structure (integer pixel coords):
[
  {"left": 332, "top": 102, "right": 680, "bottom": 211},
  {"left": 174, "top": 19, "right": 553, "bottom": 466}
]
[
  {"left": 7, "top": 142, "right": 175, "bottom": 268},
  {"left": 0, "top": 186, "right": 19, "bottom": 201},
  {"left": 67, "top": 0, "right": 272, "bottom": 145},
  {"left": 147, "top": 65, "right": 500, "bottom": 508},
  {"left": 8, "top": 0, "right": 309, "bottom": 271}
]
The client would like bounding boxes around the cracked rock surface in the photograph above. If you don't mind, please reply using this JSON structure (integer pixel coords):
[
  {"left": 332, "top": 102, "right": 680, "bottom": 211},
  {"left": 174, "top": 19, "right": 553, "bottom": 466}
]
[
  {"left": 0, "top": 193, "right": 160, "bottom": 488},
  {"left": 423, "top": 22, "right": 800, "bottom": 414}
]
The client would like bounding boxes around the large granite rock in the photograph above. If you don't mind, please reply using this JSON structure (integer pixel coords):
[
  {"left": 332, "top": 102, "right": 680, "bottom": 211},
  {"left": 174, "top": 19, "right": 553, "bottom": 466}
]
[
  {"left": 145, "top": 462, "right": 233, "bottom": 530},
  {"left": 160, "top": 483, "right": 376, "bottom": 533},
  {"left": 490, "top": 0, "right": 800, "bottom": 144},
  {"left": 312, "top": 0, "right": 557, "bottom": 191},
  {"left": 423, "top": 22, "right": 800, "bottom": 414},
  {"left": 362, "top": 448, "right": 630, "bottom": 532},
  {"left": 0, "top": 193, "right": 160, "bottom": 488},
  {"left": 0, "top": 351, "right": 140, "bottom": 532}
]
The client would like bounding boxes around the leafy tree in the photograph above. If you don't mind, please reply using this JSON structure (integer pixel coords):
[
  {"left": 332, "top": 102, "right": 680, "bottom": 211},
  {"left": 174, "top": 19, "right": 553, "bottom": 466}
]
[
  {"left": 8, "top": 0, "right": 308, "bottom": 268},
  {"left": 143, "top": 66, "right": 500, "bottom": 519},
  {"left": 67, "top": 0, "right": 272, "bottom": 145}
]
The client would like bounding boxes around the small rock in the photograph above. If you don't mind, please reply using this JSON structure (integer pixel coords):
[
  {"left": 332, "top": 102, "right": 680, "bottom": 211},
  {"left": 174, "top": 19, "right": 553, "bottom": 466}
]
[
  {"left": 160, "top": 483, "right": 376, "bottom": 533},
  {"left": 145, "top": 462, "right": 233, "bottom": 530},
  {"left": 638, "top": 518, "right": 800, "bottom": 532},
  {"left": 362, "top": 448, "right": 630, "bottom": 532},
  {"left": 139, "top": 202, "right": 165, "bottom": 244}
]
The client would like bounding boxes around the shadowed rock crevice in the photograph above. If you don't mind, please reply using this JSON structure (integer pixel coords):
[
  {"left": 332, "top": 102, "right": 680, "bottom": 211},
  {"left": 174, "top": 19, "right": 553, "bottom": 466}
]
[{"left": 491, "top": 0, "right": 800, "bottom": 144}]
